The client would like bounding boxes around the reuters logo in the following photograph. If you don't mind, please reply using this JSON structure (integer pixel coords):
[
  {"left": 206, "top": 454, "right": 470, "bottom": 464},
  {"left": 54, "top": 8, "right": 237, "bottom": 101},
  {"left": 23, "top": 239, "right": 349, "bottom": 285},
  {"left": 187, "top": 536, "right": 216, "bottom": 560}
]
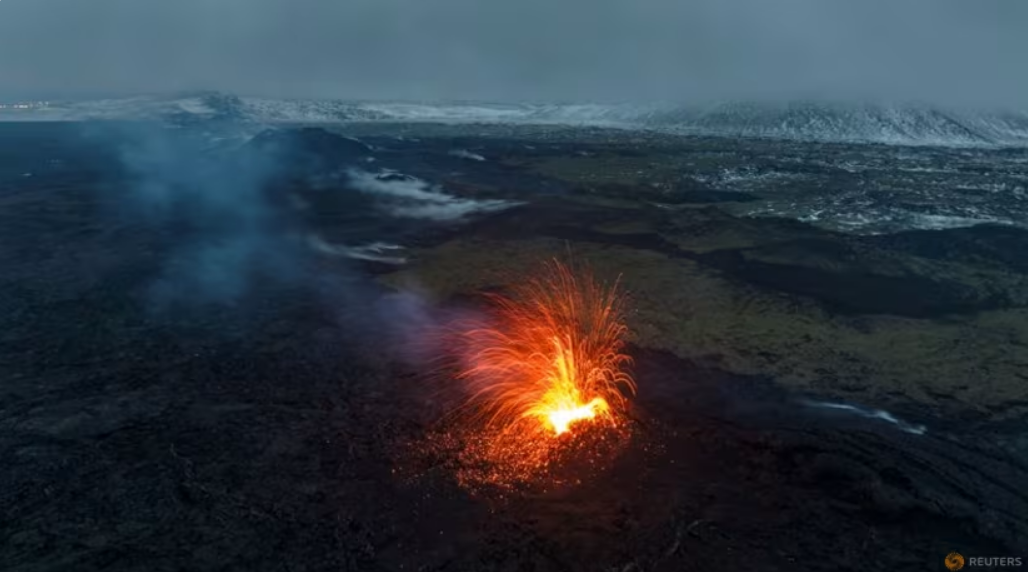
[{"left": 946, "top": 553, "right": 965, "bottom": 571}]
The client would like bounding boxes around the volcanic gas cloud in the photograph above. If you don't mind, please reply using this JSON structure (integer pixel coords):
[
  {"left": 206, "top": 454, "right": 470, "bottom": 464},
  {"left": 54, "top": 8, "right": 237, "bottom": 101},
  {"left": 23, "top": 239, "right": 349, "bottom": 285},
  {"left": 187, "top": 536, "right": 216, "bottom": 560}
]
[{"left": 435, "top": 258, "right": 636, "bottom": 489}]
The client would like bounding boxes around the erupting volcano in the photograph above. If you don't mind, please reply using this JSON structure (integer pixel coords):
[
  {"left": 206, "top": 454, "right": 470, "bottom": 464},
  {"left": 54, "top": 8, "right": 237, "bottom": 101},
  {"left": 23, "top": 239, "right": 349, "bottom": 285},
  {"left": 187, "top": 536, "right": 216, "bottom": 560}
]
[
  {"left": 416, "top": 258, "right": 638, "bottom": 490},
  {"left": 457, "top": 258, "right": 635, "bottom": 438}
]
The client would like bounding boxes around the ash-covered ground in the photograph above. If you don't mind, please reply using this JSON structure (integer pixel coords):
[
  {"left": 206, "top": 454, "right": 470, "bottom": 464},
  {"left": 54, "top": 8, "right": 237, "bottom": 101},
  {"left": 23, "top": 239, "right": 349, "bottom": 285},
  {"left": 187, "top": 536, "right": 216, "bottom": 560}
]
[{"left": 2, "top": 122, "right": 1027, "bottom": 571}]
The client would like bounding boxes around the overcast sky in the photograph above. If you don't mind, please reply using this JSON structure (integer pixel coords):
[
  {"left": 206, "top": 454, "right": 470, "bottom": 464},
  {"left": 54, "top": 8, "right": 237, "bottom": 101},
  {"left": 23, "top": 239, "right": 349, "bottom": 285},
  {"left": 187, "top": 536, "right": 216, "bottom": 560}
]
[{"left": 0, "top": 0, "right": 1025, "bottom": 106}]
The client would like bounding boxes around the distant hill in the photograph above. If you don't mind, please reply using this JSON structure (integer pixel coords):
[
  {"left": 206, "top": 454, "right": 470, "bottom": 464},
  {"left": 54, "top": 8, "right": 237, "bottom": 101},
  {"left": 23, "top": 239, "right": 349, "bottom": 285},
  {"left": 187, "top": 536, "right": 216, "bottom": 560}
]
[{"left": 2, "top": 91, "right": 1026, "bottom": 147}]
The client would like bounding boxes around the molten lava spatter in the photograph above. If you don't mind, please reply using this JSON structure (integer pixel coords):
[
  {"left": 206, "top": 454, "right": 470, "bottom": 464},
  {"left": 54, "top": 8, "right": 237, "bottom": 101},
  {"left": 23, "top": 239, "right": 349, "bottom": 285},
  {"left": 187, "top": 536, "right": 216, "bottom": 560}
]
[
  {"left": 455, "top": 259, "right": 635, "bottom": 441},
  {"left": 542, "top": 397, "right": 609, "bottom": 436},
  {"left": 410, "top": 258, "right": 638, "bottom": 491}
]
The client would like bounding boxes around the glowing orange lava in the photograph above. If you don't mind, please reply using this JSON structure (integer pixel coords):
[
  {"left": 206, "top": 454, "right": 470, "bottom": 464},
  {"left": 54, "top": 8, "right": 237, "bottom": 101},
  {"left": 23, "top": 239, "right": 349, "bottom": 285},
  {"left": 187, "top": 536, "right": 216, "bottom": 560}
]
[
  {"left": 542, "top": 397, "right": 608, "bottom": 436},
  {"left": 453, "top": 258, "right": 635, "bottom": 440},
  {"left": 398, "top": 258, "right": 638, "bottom": 493}
]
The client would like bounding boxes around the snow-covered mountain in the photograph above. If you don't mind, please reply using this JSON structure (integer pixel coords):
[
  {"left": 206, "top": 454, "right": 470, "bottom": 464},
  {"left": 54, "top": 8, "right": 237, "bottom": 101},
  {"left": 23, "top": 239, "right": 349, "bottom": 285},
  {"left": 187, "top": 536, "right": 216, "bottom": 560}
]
[
  {"left": 3, "top": 91, "right": 1027, "bottom": 147},
  {"left": 648, "top": 101, "right": 1028, "bottom": 147}
]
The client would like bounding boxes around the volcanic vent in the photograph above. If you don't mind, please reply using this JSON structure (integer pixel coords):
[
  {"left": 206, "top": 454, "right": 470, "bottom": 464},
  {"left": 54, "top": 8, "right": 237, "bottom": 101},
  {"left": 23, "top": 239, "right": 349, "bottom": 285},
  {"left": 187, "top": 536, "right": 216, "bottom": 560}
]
[{"left": 410, "top": 258, "right": 638, "bottom": 492}]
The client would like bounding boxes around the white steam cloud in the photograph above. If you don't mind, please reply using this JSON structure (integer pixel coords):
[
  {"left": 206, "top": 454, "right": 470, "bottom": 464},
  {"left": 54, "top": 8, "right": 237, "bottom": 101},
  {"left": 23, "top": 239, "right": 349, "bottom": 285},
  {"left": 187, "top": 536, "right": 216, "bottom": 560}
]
[{"left": 346, "top": 169, "right": 515, "bottom": 221}]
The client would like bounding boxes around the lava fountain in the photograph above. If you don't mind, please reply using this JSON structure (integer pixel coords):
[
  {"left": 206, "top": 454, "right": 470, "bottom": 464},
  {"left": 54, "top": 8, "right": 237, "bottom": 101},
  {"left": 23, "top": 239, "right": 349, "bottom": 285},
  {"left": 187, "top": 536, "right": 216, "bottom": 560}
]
[
  {"left": 403, "top": 258, "right": 638, "bottom": 491},
  {"left": 453, "top": 258, "right": 636, "bottom": 440}
]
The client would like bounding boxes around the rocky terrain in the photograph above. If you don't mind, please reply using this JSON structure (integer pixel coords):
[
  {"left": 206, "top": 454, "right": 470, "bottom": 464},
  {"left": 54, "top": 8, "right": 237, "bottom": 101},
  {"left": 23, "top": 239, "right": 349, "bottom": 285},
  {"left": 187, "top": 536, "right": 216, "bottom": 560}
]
[{"left": 2, "top": 122, "right": 1026, "bottom": 571}]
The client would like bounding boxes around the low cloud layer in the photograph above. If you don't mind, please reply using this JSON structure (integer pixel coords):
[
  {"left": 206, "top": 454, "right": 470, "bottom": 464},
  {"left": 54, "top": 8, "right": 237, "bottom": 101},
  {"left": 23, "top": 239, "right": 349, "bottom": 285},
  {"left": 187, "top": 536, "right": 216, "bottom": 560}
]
[{"left": 1, "top": 0, "right": 1026, "bottom": 106}]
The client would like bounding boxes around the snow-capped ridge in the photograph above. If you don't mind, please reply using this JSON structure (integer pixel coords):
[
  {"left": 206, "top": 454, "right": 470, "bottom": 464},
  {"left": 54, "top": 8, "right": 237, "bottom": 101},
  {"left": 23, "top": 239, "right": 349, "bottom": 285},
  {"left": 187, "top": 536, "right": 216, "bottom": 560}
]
[{"left": 4, "top": 92, "right": 1027, "bottom": 147}]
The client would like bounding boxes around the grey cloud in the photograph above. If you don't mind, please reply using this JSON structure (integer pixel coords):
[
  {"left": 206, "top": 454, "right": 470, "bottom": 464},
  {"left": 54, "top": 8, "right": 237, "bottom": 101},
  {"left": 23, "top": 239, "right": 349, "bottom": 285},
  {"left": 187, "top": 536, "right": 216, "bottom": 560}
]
[{"left": 0, "top": 0, "right": 1025, "bottom": 106}]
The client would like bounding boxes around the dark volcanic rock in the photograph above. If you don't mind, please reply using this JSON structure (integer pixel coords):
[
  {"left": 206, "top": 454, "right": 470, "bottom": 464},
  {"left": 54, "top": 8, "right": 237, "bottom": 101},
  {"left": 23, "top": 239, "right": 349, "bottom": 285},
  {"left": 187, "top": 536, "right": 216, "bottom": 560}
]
[
  {"left": 866, "top": 224, "right": 1028, "bottom": 274},
  {"left": 673, "top": 189, "right": 761, "bottom": 203},
  {"left": 247, "top": 127, "right": 376, "bottom": 178},
  {"left": 701, "top": 249, "right": 998, "bottom": 317}
]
